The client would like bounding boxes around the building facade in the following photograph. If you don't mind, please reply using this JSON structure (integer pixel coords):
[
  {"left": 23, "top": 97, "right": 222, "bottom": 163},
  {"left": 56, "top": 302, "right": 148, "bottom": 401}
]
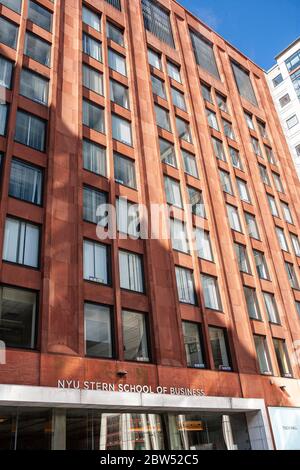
[
  {"left": 267, "top": 38, "right": 300, "bottom": 179},
  {"left": 0, "top": 0, "right": 300, "bottom": 450}
]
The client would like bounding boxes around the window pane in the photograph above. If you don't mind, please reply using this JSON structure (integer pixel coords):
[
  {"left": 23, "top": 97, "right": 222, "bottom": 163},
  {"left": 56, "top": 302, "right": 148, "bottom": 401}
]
[
  {"left": 160, "top": 138, "right": 176, "bottom": 167},
  {"left": 117, "top": 198, "right": 140, "bottom": 238},
  {"left": 263, "top": 292, "right": 280, "bottom": 324},
  {"left": 175, "top": 267, "right": 196, "bottom": 304},
  {"left": 114, "top": 153, "right": 136, "bottom": 188},
  {"left": 0, "top": 286, "right": 37, "bottom": 349},
  {"left": 188, "top": 186, "right": 205, "bottom": 217},
  {"left": 267, "top": 195, "right": 279, "bottom": 217},
  {"left": 15, "top": 111, "right": 46, "bottom": 151},
  {"left": 83, "top": 139, "right": 106, "bottom": 176},
  {"left": 196, "top": 228, "right": 213, "bottom": 261},
  {"left": 245, "top": 213, "right": 260, "bottom": 240},
  {"left": 141, "top": 0, "right": 174, "bottom": 48},
  {"left": 227, "top": 204, "right": 242, "bottom": 232},
  {"left": 273, "top": 173, "right": 284, "bottom": 193},
  {"left": 0, "top": 17, "right": 18, "bottom": 49},
  {"left": 83, "top": 186, "right": 107, "bottom": 224},
  {"left": 291, "top": 234, "right": 300, "bottom": 257},
  {"left": 273, "top": 339, "right": 292, "bottom": 378},
  {"left": 3, "top": 218, "right": 39, "bottom": 268},
  {"left": 119, "top": 251, "right": 144, "bottom": 293},
  {"left": 182, "top": 322, "right": 205, "bottom": 368},
  {"left": 108, "top": 48, "right": 126, "bottom": 76},
  {"left": 112, "top": 114, "right": 132, "bottom": 145},
  {"left": 0, "top": 56, "right": 13, "bottom": 89},
  {"left": 83, "top": 240, "right": 109, "bottom": 284},
  {"left": 82, "top": 6, "right": 101, "bottom": 31},
  {"left": 254, "top": 336, "right": 273, "bottom": 375},
  {"left": 182, "top": 150, "right": 198, "bottom": 177},
  {"left": 167, "top": 61, "right": 181, "bottom": 82},
  {"left": 83, "top": 65, "right": 103, "bottom": 95},
  {"left": 209, "top": 327, "right": 231, "bottom": 371},
  {"left": 19, "top": 69, "right": 49, "bottom": 105},
  {"left": 219, "top": 170, "right": 233, "bottom": 195},
  {"left": 164, "top": 176, "right": 182, "bottom": 207},
  {"left": 148, "top": 48, "right": 161, "bottom": 70},
  {"left": 83, "top": 100, "right": 105, "bottom": 133},
  {"left": 170, "top": 219, "right": 189, "bottom": 253},
  {"left": 232, "top": 61, "right": 257, "bottom": 106},
  {"left": 216, "top": 93, "right": 228, "bottom": 113},
  {"left": 110, "top": 79, "right": 129, "bottom": 109},
  {"left": 176, "top": 117, "right": 192, "bottom": 142},
  {"left": 265, "top": 146, "right": 276, "bottom": 164},
  {"left": 151, "top": 74, "right": 166, "bottom": 99},
  {"left": 155, "top": 105, "right": 171, "bottom": 131},
  {"left": 281, "top": 202, "right": 293, "bottom": 224},
  {"left": 229, "top": 147, "right": 243, "bottom": 170},
  {"left": 253, "top": 250, "right": 270, "bottom": 280},
  {"left": 259, "top": 165, "right": 270, "bottom": 186},
  {"left": 190, "top": 31, "right": 219, "bottom": 79},
  {"left": 106, "top": 21, "right": 123, "bottom": 46},
  {"left": 237, "top": 178, "right": 251, "bottom": 203},
  {"left": 28, "top": 1, "right": 52, "bottom": 32},
  {"left": 85, "top": 303, "right": 112, "bottom": 358},
  {"left": 212, "top": 137, "right": 226, "bottom": 161},
  {"left": 24, "top": 32, "right": 51, "bottom": 67},
  {"left": 9, "top": 159, "right": 43, "bottom": 205},
  {"left": 122, "top": 310, "right": 149, "bottom": 362},
  {"left": 0, "top": 103, "right": 9, "bottom": 136},
  {"left": 82, "top": 33, "right": 102, "bottom": 62},
  {"left": 244, "top": 112, "right": 254, "bottom": 130},
  {"left": 201, "top": 275, "right": 222, "bottom": 311},
  {"left": 171, "top": 87, "right": 186, "bottom": 111},
  {"left": 285, "top": 262, "right": 300, "bottom": 289},
  {"left": 0, "top": 0, "right": 22, "bottom": 13},
  {"left": 244, "top": 287, "right": 261, "bottom": 320},
  {"left": 223, "top": 119, "right": 235, "bottom": 140},
  {"left": 206, "top": 109, "right": 219, "bottom": 130},
  {"left": 276, "top": 227, "right": 289, "bottom": 252},
  {"left": 234, "top": 243, "right": 251, "bottom": 274}
]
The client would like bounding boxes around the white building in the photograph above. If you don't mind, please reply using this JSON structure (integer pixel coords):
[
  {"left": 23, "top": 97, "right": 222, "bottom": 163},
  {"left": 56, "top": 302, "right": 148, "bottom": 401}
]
[{"left": 267, "top": 38, "right": 300, "bottom": 178}]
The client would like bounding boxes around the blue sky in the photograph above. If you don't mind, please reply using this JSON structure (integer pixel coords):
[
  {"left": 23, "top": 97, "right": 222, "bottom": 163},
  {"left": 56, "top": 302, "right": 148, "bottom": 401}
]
[{"left": 180, "top": 0, "right": 300, "bottom": 70}]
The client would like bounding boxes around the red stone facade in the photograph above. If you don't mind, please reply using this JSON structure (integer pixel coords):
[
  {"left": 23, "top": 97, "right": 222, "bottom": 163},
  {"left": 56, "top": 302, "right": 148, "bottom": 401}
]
[{"left": 0, "top": 0, "right": 300, "bottom": 411}]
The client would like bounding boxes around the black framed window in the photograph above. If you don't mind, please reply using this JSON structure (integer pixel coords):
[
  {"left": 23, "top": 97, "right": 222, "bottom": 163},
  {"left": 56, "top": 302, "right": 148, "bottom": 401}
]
[
  {"left": 82, "top": 33, "right": 102, "bottom": 62},
  {"left": 28, "top": 1, "right": 53, "bottom": 32},
  {"left": 83, "top": 139, "right": 106, "bottom": 177},
  {"left": 175, "top": 266, "right": 196, "bottom": 305},
  {"left": 122, "top": 310, "right": 150, "bottom": 362},
  {"left": 0, "top": 103, "right": 9, "bottom": 136},
  {"left": 231, "top": 61, "right": 257, "bottom": 106},
  {"left": 209, "top": 327, "right": 232, "bottom": 371},
  {"left": 83, "top": 100, "right": 105, "bottom": 133},
  {"left": 159, "top": 138, "right": 177, "bottom": 168},
  {"left": 0, "top": 0, "right": 22, "bottom": 13},
  {"left": 0, "top": 56, "right": 13, "bottom": 89},
  {"left": 119, "top": 250, "right": 144, "bottom": 293},
  {"left": 114, "top": 153, "right": 136, "bottom": 188},
  {"left": 0, "top": 17, "right": 18, "bottom": 49},
  {"left": 9, "top": 159, "right": 43, "bottom": 205},
  {"left": 190, "top": 30, "right": 220, "bottom": 79},
  {"left": 84, "top": 303, "right": 113, "bottom": 358},
  {"left": 24, "top": 32, "right": 51, "bottom": 67},
  {"left": 83, "top": 239, "right": 110, "bottom": 285},
  {"left": 141, "top": 0, "right": 174, "bottom": 48},
  {"left": 3, "top": 217, "right": 40, "bottom": 268},
  {"left": 254, "top": 335, "right": 273, "bottom": 375},
  {"left": 244, "top": 286, "right": 261, "bottom": 320},
  {"left": 82, "top": 6, "right": 101, "bottom": 32},
  {"left": 201, "top": 275, "right": 222, "bottom": 311},
  {"left": 83, "top": 186, "right": 108, "bottom": 225},
  {"left": 182, "top": 321, "right": 206, "bottom": 369},
  {"left": 106, "top": 21, "right": 124, "bottom": 46},
  {"left": 19, "top": 69, "right": 49, "bottom": 105},
  {"left": 15, "top": 110, "right": 46, "bottom": 151}
]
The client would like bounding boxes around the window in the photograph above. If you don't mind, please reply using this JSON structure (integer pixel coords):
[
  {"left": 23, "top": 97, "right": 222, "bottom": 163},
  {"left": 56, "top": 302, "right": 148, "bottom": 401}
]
[
  {"left": 28, "top": 1, "right": 52, "bottom": 32},
  {"left": 231, "top": 61, "right": 257, "bottom": 106},
  {"left": 110, "top": 79, "right": 129, "bottom": 109},
  {"left": 276, "top": 227, "right": 289, "bottom": 252},
  {"left": 223, "top": 119, "right": 235, "bottom": 140},
  {"left": 155, "top": 104, "right": 171, "bottom": 131},
  {"left": 176, "top": 117, "right": 192, "bottom": 143},
  {"left": 285, "top": 49, "right": 300, "bottom": 72},
  {"left": 245, "top": 212, "right": 260, "bottom": 240},
  {"left": 201, "top": 83, "right": 213, "bottom": 103},
  {"left": 82, "top": 33, "right": 102, "bottom": 62},
  {"left": 175, "top": 266, "right": 196, "bottom": 304},
  {"left": 291, "top": 69, "right": 300, "bottom": 100},
  {"left": 106, "top": 21, "right": 123, "bottom": 46},
  {"left": 84, "top": 303, "right": 113, "bottom": 358},
  {"left": 83, "top": 65, "right": 103, "bottom": 95},
  {"left": 253, "top": 250, "right": 270, "bottom": 280},
  {"left": 267, "top": 195, "right": 279, "bottom": 217},
  {"left": 116, "top": 198, "right": 140, "bottom": 238},
  {"left": 244, "top": 112, "right": 254, "bottom": 130},
  {"left": 251, "top": 137, "right": 262, "bottom": 157},
  {"left": 112, "top": 114, "right": 132, "bottom": 146},
  {"left": 0, "top": 0, "right": 21, "bottom": 13},
  {"left": 82, "top": 6, "right": 101, "bottom": 31},
  {"left": 227, "top": 204, "right": 242, "bottom": 232},
  {"left": 244, "top": 287, "right": 261, "bottom": 320},
  {"left": 259, "top": 165, "right": 270, "bottom": 186},
  {"left": 15, "top": 110, "right": 46, "bottom": 151},
  {"left": 237, "top": 178, "right": 251, "bottom": 203},
  {"left": 281, "top": 202, "right": 293, "bottom": 224},
  {"left": 108, "top": 48, "right": 126, "bottom": 76},
  {"left": 206, "top": 109, "right": 219, "bottom": 131},
  {"left": 291, "top": 233, "right": 300, "bottom": 257},
  {"left": 257, "top": 121, "right": 267, "bottom": 139},
  {"left": 196, "top": 228, "right": 213, "bottom": 262},
  {"left": 24, "top": 32, "right": 51, "bottom": 67},
  {"left": 216, "top": 93, "right": 228, "bottom": 113},
  {"left": 167, "top": 61, "right": 181, "bottom": 83},
  {"left": 254, "top": 336, "right": 273, "bottom": 375},
  {"left": 285, "top": 262, "right": 300, "bottom": 289},
  {"left": 296, "top": 144, "right": 300, "bottom": 157},
  {"left": 122, "top": 310, "right": 149, "bottom": 362},
  {"left": 273, "top": 172, "right": 284, "bottom": 193},
  {"left": 219, "top": 170, "right": 233, "bottom": 195},
  {"left": 187, "top": 186, "right": 206, "bottom": 218},
  {"left": 182, "top": 150, "right": 198, "bottom": 177},
  {"left": 182, "top": 322, "right": 206, "bottom": 369},
  {"left": 141, "top": 0, "right": 174, "bottom": 47},
  {"left": 229, "top": 147, "right": 243, "bottom": 170},
  {"left": 265, "top": 146, "right": 276, "bottom": 164},
  {"left": 209, "top": 327, "right": 232, "bottom": 371},
  {"left": 159, "top": 138, "right": 176, "bottom": 167},
  {"left": 83, "top": 186, "right": 107, "bottom": 224},
  {"left": 3, "top": 217, "right": 39, "bottom": 268},
  {"left": 263, "top": 293, "right": 280, "bottom": 324},
  {"left": 212, "top": 137, "right": 226, "bottom": 161},
  {"left": 119, "top": 250, "right": 144, "bottom": 293},
  {"left": 0, "top": 56, "right": 13, "bottom": 89},
  {"left": 9, "top": 159, "right": 42, "bottom": 205},
  {"left": 105, "top": 0, "right": 121, "bottom": 10},
  {"left": 273, "top": 339, "right": 292, "bottom": 378},
  {"left": 0, "top": 17, "right": 18, "bottom": 49},
  {"left": 151, "top": 74, "right": 166, "bottom": 99},
  {"left": 0, "top": 103, "right": 8, "bottom": 136},
  {"left": 272, "top": 74, "right": 283, "bottom": 87},
  {"left": 234, "top": 243, "right": 251, "bottom": 274},
  {"left": 83, "top": 240, "right": 110, "bottom": 285},
  {"left": 0, "top": 286, "right": 37, "bottom": 349},
  {"left": 83, "top": 100, "right": 105, "bottom": 133},
  {"left": 148, "top": 48, "right": 161, "bottom": 70},
  {"left": 164, "top": 176, "right": 182, "bottom": 208},
  {"left": 190, "top": 31, "right": 219, "bottom": 79},
  {"left": 171, "top": 87, "right": 186, "bottom": 111},
  {"left": 201, "top": 275, "right": 222, "bottom": 311},
  {"left": 83, "top": 139, "right": 106, "bottom": 176},
  {"left": 286, "top": 115, "right": 299, "bottom": 130},
  {"left": 114, "top": 153, "right": 136, "bottom": 188},
  {"left": 170, "top": 219, "right": 189, "bottom": 253},
  {"left": 20, "top": 69, "right": 49, "bottom": 105},
  {"left": 279, "top": 93, "right": 291, "bottom": 108}
]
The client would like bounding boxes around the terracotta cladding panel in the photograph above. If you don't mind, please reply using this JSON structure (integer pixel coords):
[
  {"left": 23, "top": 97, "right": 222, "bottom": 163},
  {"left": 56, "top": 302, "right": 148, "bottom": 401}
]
[{"left": 0, "top": 0, "right": 299, "bottom": 408}]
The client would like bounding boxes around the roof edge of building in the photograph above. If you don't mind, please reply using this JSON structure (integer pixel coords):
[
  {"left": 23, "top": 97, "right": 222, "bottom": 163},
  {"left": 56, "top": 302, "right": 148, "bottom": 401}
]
[{"left": 274, "top": 36, "right": 300, "bottom": 61}]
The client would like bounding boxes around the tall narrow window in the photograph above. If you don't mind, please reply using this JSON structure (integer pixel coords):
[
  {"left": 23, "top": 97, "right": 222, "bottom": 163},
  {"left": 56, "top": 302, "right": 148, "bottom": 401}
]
[
  {"left": 106, "top": 21, "right": 124, "bottom": 46},
  {"left": 122, "top": 310, "right": 150, "bottom": 362},
  {"left": 175, "top": 267, "right": 196, "bottom": 305},
  {"left": 151, "top": 74, "right": 166, "bottom": 99},
  {"left": 83, "top": 186, "right": 107, "bottom": 224},
  {"left": 291, "top": 234, "right": 300, "bottom": 257},
  {"left": 82, "top": 33, "right": 102, "bottom": 62},
  {"left": 0, "top": 17, "right": 18, "bottom": 49},
  {"left": 108, "top": 48, "right": 127, "bottom": 76},
  {"left": 110, "top": 79, "right": 129, "bottom": 109},
  {"left": 244, "top": 287, "right": 261, "bottom": 320},
  {"left": 281, "top": 202, "right": 293, "bottom": 224},
  {"left": 170, "top": 219, "right": 189, "bottom": 254},
  {"left": 259, "top": 164, "right": 271, "bottom": 186},
  {"left": 219, "top": 170, "right": 234, "bottom": 195},
  {"left": 112, "top": 114, "right": 132, "bottom": 146},
  {"left": 9, "top": 159, "right": 43, "bottom": 205},
  {"left": 245, "top": 212, "right": 260, "bottom": 240},
  {"left": 231, "top": 61, "right": 257, "bottom": 106},
  {"left": 272, "top": 173, "right": 284, "bottom": 193},
  {"left": 28, "top": 1, "right": 53, "bottom": 32},
  {"left": 267, "top": 195, "right": 279, "bottom": 217},
  {"left": 227, "top": 204, "right": 242, "bottom": 232},
  {"left": 182, "top": 322, "right": 206, "bottom": 369},
  {"left": 216, "top": 93, "right": 228, "bottom": 113},
  {"left": 119, "top": 250, "right": 144, "bottom": 293},
  {"left": 176, "top": 117, "right": 192, "bottom": 143},
  {"left": 253, "top": 250, "right": 270, "bottom": 280},
  {"left": 171, "top": 87, "right": 186, "bottom": 111},
  {"left": 244, "top": 111, "right": 255, "bottom": 130},
  {"left": 114, "top": 153, "right": 136, "bottom": 188},
  {"left": 141, "top": 0, "right": 174, "bottom": 47},
  {"left": 148, "top": 48, "right": 161, "bottom": 70},
  {"left": 164, "top": 176, "right": 182, "bottom": 208},
  {"left": 229, "top": 147, "right": 243, "bottom": 170},
  {"left": 84, "top": 303, "right": 113, "bottom": 358},
  {"left": 273, "top": 339, "right": 292, "bottom": 378},
  {"left": 20, "top": 69, "right": 49, "bottom": 105},
  {"left": 254, "top": 335, "right": 273, "bottom": 375},
  {"left": 167, "top": 61, "right": 181, "bottom": 83},
  {"left": 201, "top": 83, "right": 213, "bottom": 103},
  {"left": 83, "top": 139, "right": 106, "bottom": 176},
  {"left": 24, "top": 32, "right": 51, "bottom": 67},
  {"left": 0, "top": 56, "right": 13, "bottom": 89},
  {"left": 257, "top": 120, "right": 268, "bottom": 139},
  {"left": 116, "top": 198, "right": 140, "bottom": 238},
  {"left": 206, "top": 109, "right": 219, "bottom": 131},
  {"left": 82, "top": 6, "right": 101, "bottom": 31},
  {"left": 190, "top": 31, "right": 220, "bottom": 79},
  {"left": 15, "top": 110, "right": 46, "bottom": 151},
  {"left": 212, "top": 137, "right": 226, "bottom": 161},
  {"left": 188, "top": 187, "right": 206, "bottom": 218},
  {"left": 83, "top": 239, "right": 110, "bottom": 285},
  {"left": 155, "top": 104, "right": 171, "bottom": 131},
  {"left": 83, "top": 100, "right": 105, "bottom": 133},
  {"left": 265, "top": 146, "right": 276, "bottom": 164},
  {"left": 276, "top": 227, "right": 289, "bottom": 252},
  {"left": 234, "top": 243, "right": 252, "bottom": 274},
  {"left": 105, "top": 0, "right": 121, "bottom": 10},
  {"left": 237, "top": 178, "right": 251, "bottom": 203},
  {"left": 201, "top": 275, "right": 222, "bottom": 311},
  {"left": 160, "top": 138, "right": 176, "bottom": 167},
  {"left": 285, "top": 262, "right": 300, "bottom": 289},
  {"left": 223, "top": 119, "right": 235, "bottom": 140},
  {"left": 209, "top": 327, "right": 232, "bottom": 371},
  {"left": 263, "top": 292, "right": 280, "bottom": 324},
  {"left": 0, "top": 103, "right": 9, "bottom": 136},
  {"left": 196, "top": 228, "right": 214, "bottom": 262},
  {"left": 83, "top": 65, "right": 103, "bottom": 95},
  {"left": 3, "top": 217, "right": 40, "bottom": 268}
]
